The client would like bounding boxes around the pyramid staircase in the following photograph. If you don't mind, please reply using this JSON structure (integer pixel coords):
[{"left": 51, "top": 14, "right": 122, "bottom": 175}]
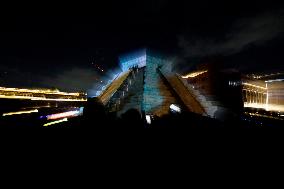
[
  {"left": 98, "top": 70, "right": 131, "bottom": 105},
  {"left": 177, "top": 75, "right": 229, "bottom": 119},
  {"left": 104, "top": 68, "right": 145, "bottom": 115},
  {"left": 158, "top": 68, "right": 206, "bottom": 115}
]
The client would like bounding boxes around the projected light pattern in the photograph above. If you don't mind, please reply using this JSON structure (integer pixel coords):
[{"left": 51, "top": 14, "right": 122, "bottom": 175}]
[
  {"left": 94, "top": 72, "right": 122, "bottom": 97},
  {"left": 118, "top": 50, "right": 176, "bottom": 116},
  {"left": 119, "top": 49, "right": 147, "bottom": 71},
  {"left": 143, "top": 56, "right": 164, "bottom": 113},
  {"left": 98, "top": 70, "right": 131, "bottom": 105}
]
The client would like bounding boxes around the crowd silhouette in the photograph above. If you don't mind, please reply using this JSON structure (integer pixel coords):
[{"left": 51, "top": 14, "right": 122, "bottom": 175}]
[
  {"left": 2, "top": 97, "right": 279, "bottom": 129},
  {"left": 65, "top": 97, "right": 227, "bottom": 129}
]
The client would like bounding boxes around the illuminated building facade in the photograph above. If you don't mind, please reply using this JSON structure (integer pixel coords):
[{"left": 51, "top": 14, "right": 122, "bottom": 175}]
[
  {"left": 0, "top": 87, "right": 87, "bottom": 115},
  {"left": 0, "top": 87, "right": 87, "bottom": 101},
  {"left": 242, "top": 73, "right": 284, "bottom": 112}
]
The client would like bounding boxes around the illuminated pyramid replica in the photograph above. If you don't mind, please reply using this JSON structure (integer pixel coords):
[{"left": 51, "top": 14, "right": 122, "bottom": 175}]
[{"left": 98, "top": 49, "right": 205, "bottom": 117}]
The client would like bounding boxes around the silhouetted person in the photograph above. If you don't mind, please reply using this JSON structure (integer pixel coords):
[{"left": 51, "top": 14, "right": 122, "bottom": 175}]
[
  {"left": 82, "top": 97, "right": 107, "bottom": 128},
  {"left": 121, "top": 109, "right": 144, "bottom": 128}
]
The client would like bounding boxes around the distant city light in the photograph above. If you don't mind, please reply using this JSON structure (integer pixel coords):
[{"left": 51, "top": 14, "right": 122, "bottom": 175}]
[
  {"left": 43, "top": 118, "right": 68, "bottom": 127},
  {"left": 2, "top": 109, "right": 39, "bottom": 116}
]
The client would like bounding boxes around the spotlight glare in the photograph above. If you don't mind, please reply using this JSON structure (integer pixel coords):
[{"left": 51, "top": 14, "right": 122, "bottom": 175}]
[
  {"left": 146, "top": 115, "right": 152, "bottom": 124},
  {"left": 170, "top": 104, "right": 181, "bottom": 113}
]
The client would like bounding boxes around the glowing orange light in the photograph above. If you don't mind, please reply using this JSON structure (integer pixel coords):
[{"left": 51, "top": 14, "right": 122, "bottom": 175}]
[
  {"left": 0, "top": 86, "right": 87, "bottom": 102},
  {"left": 182, "top": 70, "right": 208, "bottom": 79},
  {"left": 0, "top": 95, "right": 86, "bottom": 101},
  {"left": 243, "top": 83, "right": 267, "bottom": 90},
  {"left": 244, "top": 103, "right": 284, "bottom": 112},
  {"left": 31, "top": 98, "right": 87, "bottom": 102},
  {"left": 43, "top": 118, "right": 68, "bottom": 127},
  {"left": 0, "top": 87, "right": 82, "bottom": 96},
  {"left": 2, "top": 109, "right": 39, "bottom": 116}
]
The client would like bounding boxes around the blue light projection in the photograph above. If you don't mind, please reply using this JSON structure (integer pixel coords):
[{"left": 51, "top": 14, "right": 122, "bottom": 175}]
[
  {"left": 119, "top": 49, "right": 173, "bottom": 115},
  {"left": 119, "top": 49, "right": 147, "bottom": 71},
  {"left": 143, "top": 55, "right": 164, "bottom": 113},
  {"left": 95, "top": 49, "right": 176, "bottom": 116},
  {"left": 88, "top": 68, "right": 122, "bottom": 98}
]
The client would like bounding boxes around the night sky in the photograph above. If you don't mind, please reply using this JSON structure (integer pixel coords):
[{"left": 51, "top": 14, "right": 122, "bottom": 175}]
[{"left": 0, "top": 1, "right": 284, "bottom": 92}]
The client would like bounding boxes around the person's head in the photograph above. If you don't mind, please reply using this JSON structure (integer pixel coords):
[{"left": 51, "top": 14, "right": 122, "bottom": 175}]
[
  {"left": 83, "top": 97, "right": 106, "bottom": 120},
  {"left": 121, "top": 109, "right": 144, "bottom": 128}
]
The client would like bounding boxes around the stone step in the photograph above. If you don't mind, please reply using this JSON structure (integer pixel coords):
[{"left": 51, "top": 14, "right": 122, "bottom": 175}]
[
  {"left": 116, "top": 68, "right": 144, "bottom": 115},
  {"left": 176, "top": 76, "right": 228, "bottom": 119}
]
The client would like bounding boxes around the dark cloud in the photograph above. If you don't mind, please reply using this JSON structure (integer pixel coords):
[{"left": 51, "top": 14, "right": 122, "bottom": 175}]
[
  {"left": 1, "top": 1, "right": 284, "bottom": 88},
  {"left": 42, "top": 68, "right": 101, "bottom": 92},
  {"left": 0, "top": 65, "right": 34, "bottom": 88},
  {"left": 178, "top": 10, "right": 284, "bottom": 58},
  {"left": 0, "top": 64, "right": 104, "bottom": 92}
]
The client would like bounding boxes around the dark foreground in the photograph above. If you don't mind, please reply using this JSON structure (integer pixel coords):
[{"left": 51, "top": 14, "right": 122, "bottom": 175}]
[
  {"left": 0, "top": 108, "right": 283, "bottom": 129},
  {"left": 0, "top": 98, "right": 283, "bottom": 129}
]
